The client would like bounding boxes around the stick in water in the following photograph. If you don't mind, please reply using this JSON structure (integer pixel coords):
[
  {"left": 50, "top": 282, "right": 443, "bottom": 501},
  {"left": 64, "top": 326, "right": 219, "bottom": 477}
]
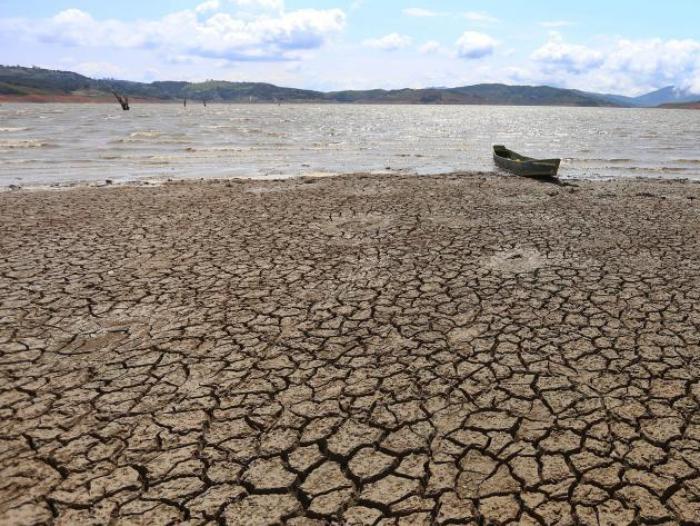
[{"left": 112, "top": 91, "right": 130, "bottom": 111}]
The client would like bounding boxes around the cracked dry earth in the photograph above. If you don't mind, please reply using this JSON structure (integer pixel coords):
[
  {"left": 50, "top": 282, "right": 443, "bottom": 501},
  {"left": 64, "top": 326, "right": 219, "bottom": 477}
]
[{"left": 1, "top": 173, "right": 700, "bottom": 526}]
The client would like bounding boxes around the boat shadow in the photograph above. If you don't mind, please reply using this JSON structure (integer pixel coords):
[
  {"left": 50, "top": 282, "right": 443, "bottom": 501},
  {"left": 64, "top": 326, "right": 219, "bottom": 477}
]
[
  {"left": 501, "top": 171, "right": 578, "bottom": 187},
  {"left": 533, "top": 176, "right": 576, "bottom": 187},
  {"left": 548, "top": 178, "right": 579, "bottom": 188}
]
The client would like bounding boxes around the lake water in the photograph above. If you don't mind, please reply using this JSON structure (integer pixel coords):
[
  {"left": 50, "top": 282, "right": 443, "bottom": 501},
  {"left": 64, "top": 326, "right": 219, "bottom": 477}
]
[{"left": 1, "top": 103, "right": 699, "bottom": 186}]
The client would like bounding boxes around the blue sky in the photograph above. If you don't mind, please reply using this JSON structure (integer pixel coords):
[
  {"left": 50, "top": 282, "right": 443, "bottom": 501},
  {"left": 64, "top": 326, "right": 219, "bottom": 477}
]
[{"left": 1, "top": 1, "right": 699, "bottom": 95}]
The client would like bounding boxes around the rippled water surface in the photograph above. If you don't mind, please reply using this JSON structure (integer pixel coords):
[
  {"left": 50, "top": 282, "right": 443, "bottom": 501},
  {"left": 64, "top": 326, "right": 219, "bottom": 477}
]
[{"left": 1, "top": 103, "right": 699, "bottom": 186}]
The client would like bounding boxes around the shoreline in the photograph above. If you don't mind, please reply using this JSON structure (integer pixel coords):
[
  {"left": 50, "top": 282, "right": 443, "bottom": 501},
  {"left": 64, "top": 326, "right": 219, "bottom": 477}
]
[
  {"left": 3, "top": 169, "right": 700, "bottom": 193},
  {"left": 2, "top": 98, "right": 699, "bottom": 109}
]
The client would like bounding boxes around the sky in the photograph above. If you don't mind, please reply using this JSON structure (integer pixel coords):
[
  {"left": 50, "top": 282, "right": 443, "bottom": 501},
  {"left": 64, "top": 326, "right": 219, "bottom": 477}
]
[{"left": 1, "top": 0, "right": 700, "bottom": 95}]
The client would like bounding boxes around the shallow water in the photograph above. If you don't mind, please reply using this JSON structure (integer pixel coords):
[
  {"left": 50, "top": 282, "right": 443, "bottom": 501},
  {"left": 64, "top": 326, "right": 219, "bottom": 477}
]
[{"left": 1, "top": 103, "right": 699, "bottom": 186}]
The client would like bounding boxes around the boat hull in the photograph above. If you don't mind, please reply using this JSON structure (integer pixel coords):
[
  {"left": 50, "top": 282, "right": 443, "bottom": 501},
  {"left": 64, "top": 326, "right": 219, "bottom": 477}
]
[{"left": 493, "top": 145, "right": 560, "bottom": 178}]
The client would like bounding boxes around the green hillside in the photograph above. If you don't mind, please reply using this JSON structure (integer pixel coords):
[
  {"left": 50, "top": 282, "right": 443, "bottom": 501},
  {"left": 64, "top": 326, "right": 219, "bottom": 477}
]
[{"left": 0, "top": 65, "right": 621, "bottom": 106}]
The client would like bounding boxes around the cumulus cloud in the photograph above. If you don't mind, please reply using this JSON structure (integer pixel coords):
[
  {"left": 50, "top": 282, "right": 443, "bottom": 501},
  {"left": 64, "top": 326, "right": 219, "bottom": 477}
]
[
  {"left": 0, "top": 3, "right": 345, "bottom": 62},
  {"left": 363, "top": 33, "right": 412, "bottom": 51},
  {"left": 455, "top": 31, "right": 498, "bottom": 59},
  {"left": 531, "top": 34, "right": 700, "bottom": 93},
  {"left": 195, "top": 1, "right": 222, "bottom": 14},
  {"left": 231, "top": 0, "right": 284, "bottom": 10},
  {"left": 687, "top": 75, "right": 700, "bottom": 93},
  {"left": 531, "top": 33, "right": 604, "bottom": 72},
  {"left": 608, "top": 38, "right": 700, "bottom": 81},
  {"left": 419, "top": 41, "right": 442, "bottom": 55}
]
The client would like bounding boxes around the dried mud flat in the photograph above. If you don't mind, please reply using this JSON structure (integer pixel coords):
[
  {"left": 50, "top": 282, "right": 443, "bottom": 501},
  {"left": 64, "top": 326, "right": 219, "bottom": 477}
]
[{"left": 1, "top": 173, "right": 700, "bottom": 526}]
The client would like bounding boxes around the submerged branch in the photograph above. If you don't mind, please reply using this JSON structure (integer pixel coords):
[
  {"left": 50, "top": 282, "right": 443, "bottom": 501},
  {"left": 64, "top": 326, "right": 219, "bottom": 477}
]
[{"left": 112, "top": 91, "right": 130, "bottom": 111}]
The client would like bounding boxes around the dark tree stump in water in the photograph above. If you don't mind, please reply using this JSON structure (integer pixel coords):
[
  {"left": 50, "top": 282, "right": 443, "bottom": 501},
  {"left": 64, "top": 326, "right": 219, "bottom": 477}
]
[{"left": 112, "top": 91, "right": 130, "bottom": 111}]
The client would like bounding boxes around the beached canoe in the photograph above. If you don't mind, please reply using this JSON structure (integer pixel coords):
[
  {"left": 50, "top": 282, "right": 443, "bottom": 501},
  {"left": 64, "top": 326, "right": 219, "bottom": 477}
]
[{"left": 493, "top": 145, "right": 561, "bottom": 178}]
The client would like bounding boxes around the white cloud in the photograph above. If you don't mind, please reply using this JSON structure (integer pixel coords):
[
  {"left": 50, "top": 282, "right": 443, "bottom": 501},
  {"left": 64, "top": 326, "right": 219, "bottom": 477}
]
[
  {"left": 1, "top": 4, "right": 346, "bottom": 62},
  {"left": 607, "top": 38, "right": 700, "bottom": 80},
  {"left": 530, "top": 34, "right": 700, "bottom": 95},
  {"left": 403, "top": 8, "right": 440, "bottom": 17},
  {"left": 462, "top": 12, "right": 498, "bottom": 24},
  {"left": 684, "top": 75, "right": 700, "bottom": 93},
  {"left": 687, "top": 74, "right": 700, "bottom": 94},
  {"left": 531, "top": 33, "right": 604, "bottom": 72},
  {"left": 195, "top": 1, "right": 221, "bottom": 14},
  {"left": 419, "top": 41, "right": 442, "bottom": 55},
  {"left": 363, "top": 33, "right": 412, "bottom": 51},
  {"left": 230, "top": 0, "right": 284, "bottom": 12},
  {"left": 455, "top": 31, "right": 498, "bottom": 59}
]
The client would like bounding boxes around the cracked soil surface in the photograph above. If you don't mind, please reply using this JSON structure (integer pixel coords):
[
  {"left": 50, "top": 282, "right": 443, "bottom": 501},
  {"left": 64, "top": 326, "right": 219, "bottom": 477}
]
[{"left": 1, "top": 173, "right": 700, "bottom": 525}]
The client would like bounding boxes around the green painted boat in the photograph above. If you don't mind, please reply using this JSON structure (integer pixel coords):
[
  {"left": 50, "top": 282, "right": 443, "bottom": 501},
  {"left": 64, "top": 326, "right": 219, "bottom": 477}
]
[{"left": 493, "top": 145, "right": 561, "bottom": 178}]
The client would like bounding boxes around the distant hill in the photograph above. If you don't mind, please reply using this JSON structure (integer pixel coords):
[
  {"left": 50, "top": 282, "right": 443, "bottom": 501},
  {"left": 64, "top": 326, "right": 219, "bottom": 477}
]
[
  {"left": 2, "top": 64, "right": 696, "bottom": 108},
  {"left": 0, "top": 65, "right": 326, "bottom": 103},
  {"left": 0, "top": 65, "right": 621, "bottom": 107},
  {"left": 326, "top": 84, "right": 617, "bottom": 106},
  {"left": 628, "top": 86, "right": 700, "bottom": 107},
  {"left": 577, "top": 91, "right": 641, "bottom": 107},
  {"left": 573, "top": 86, "right": 700, "bottom": 108}
]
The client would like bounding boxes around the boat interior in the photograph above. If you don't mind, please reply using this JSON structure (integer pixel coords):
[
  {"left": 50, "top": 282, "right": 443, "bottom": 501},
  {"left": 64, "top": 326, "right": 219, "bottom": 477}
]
[{"left": 493, "top": 145, "right": 529, "bottom": 161}]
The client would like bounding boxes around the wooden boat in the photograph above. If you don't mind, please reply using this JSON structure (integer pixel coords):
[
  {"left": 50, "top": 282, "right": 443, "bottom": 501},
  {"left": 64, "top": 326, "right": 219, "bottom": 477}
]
[{"left": 493, "top": 145, "right": 560, "bottom": 178}]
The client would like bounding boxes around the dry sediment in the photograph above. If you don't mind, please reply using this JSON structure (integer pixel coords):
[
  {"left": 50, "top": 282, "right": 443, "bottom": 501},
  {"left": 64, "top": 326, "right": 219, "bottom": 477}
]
[{"left": 1, "top": 172, "right": 699, "bottom": 525}]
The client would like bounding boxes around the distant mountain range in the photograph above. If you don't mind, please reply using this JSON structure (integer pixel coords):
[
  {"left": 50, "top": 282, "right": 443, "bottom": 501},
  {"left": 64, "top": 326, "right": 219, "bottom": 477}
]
[
  {"left": 1, "top": 65, "right": 699, "bottom": 108},
  {"left": 578, "top": 86, "right": 700, "bottom": 107}
]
